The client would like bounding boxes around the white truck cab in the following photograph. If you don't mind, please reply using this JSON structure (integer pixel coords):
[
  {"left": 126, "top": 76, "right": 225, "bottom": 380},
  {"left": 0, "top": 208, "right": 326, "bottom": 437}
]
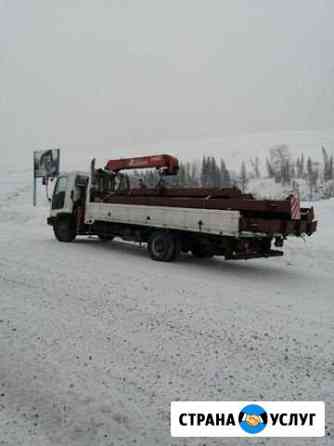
[
  {"left": 49, "top": 172, "right": 88, "bottom": 218},
  {"left": 47, "top": 172, "right": 89, "bottom": 242}
]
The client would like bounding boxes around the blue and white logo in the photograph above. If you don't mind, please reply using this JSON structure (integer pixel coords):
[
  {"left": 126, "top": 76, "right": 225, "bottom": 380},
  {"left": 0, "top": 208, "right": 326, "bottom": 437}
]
[{"left": 239, "top": 404, "right": 268, "bottom": 434}]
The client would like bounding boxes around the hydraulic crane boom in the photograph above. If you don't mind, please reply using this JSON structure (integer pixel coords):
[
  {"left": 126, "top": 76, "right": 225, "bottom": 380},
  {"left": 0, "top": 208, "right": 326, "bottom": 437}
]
[{"left": 105, "top": 154, "right": 179, "bottom": 176}]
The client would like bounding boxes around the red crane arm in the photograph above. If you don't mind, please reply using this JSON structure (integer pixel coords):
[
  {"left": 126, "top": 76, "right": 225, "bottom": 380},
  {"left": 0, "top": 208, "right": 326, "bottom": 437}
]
[{"left": 105, "top": 154, "right": 179, "bottom": 175}]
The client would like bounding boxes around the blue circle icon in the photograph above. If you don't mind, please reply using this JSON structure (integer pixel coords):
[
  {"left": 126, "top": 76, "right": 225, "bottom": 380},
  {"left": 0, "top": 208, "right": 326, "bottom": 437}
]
[{"left": 239, "top": 404, "right": 268, "bottom": 434}]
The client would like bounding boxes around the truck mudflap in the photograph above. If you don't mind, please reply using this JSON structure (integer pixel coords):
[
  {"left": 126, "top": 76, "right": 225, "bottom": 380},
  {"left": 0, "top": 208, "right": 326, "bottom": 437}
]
[
  {"left": 225, "top": 249, "right": 283, "bottom": 260},
  {"left": 305, "top": 220, "right": 318, "bottom": 236}
]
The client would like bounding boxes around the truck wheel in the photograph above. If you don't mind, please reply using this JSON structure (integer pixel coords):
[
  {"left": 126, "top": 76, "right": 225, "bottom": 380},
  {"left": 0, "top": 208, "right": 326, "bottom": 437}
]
[
  {"left": 148, "top": 231, "right": 178, "bottom": 262},
  {"left": 53, "top": 217, "right": 76, "bottom": 242}
]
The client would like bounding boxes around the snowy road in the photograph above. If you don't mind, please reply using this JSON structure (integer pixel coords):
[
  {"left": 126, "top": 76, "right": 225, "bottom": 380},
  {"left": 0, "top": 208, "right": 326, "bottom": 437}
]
[{"left": 0, "top": 173, "right": 333, "bottom": 445}]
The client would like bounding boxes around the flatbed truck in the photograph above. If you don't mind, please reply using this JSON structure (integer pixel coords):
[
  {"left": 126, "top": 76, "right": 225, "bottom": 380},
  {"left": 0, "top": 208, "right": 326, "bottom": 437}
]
[{"left": 47, "top": 155, "right": 317, "bottom": 262}]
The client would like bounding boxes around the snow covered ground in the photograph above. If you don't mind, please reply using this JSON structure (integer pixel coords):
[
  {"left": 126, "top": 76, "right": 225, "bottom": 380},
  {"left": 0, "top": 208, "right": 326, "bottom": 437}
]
[{"left": 0, "top": 168, "right": 333, "bottom": 445}]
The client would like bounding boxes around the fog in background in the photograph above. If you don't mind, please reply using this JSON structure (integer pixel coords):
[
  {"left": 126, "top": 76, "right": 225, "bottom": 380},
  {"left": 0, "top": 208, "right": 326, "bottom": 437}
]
[{"left": 1, "top": 0, "right": 334, "bottom": 166}]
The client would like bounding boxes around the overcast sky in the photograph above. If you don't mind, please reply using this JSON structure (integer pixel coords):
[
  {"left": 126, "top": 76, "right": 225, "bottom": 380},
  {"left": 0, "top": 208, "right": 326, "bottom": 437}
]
[{"left": 1, "top": 0, "right": 334, "bottom": 161}]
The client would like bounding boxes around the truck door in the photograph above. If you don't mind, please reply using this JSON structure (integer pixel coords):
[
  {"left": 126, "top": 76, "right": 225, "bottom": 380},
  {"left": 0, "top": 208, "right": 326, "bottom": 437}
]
[{"left": 52, "top": 176, "right": 67, "bottom": 210}]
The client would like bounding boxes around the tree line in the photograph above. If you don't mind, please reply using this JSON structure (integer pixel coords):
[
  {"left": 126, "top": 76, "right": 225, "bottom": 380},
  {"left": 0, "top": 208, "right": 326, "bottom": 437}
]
[
  {"left": 131, "top": 145, "right": 334, "bottom": 199},
  {"left": 131, "top": 156, "right": 232, "bottom": 189},
  {"left": 265, "top": 144, "right": 334, "bottom": 199}
]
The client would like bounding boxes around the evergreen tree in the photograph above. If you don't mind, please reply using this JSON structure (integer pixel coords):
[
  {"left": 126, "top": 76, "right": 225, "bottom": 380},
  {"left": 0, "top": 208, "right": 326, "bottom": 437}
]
[
  {"left": 191, "top": 162, "right": 199, "bottom": 186},
  {"left": 296, "top": 156, "right": 300, "bottom": 178},
  {"left": 300, "top": 153, "right": 305, "bottom": 178},
  {"left": 296, "top": 154, "right": 305, "bottom": 178},
  {"left": 322, "top": 146, "right": 329, "bottom": 181},
  {"left": 185, "top": 162, "right": 191, "bottom": 185},
  {"left": 177, "top": 163, "right": 186, "bottom": 186},
  {"left": 322, "top": 146, "right": 334, "bottom": 182},
  {"left": 207, "top": 157, "right": 214, "bottom": 187},
  {"left": 239, "top": 161, "right": 248, "bottom": 192},
  {"left": 328, "top": 156, "right": 334, "bottom": 181},
  {"left": 220, "top": 159, "right": 231, "bottom": 187},
  {"left": 211, "top": 157, "right": 221, "bottom": 187},
  {"left": 290, "top": 162, "right": 296, "bottom": 180},
  {"left": 281, "top": 159, "right": 291, "bottom": 185},
  {"left": 307, "top": 157, "right": 318, "bottom": 200},
  {"left": 201, "top": 156, "right": 208, "bottom": 187}
]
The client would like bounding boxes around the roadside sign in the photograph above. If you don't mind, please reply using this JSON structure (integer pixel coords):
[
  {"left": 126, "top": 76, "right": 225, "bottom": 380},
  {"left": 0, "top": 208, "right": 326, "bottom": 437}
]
[
  {"left": 34, "top": 149, "right": 60, "bottom": 178},
  {"left": 33, "top": 149, "right": 60, "bottom": 206}
]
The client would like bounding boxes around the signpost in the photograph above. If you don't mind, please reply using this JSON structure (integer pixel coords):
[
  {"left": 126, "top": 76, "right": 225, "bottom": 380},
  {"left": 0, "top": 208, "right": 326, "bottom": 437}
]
[{"left": 33, "top": 149, "right": 60, "bottom": 206}]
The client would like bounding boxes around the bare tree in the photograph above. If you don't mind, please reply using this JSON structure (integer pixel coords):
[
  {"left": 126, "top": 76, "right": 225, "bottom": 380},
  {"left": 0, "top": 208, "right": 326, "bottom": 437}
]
[
  {"left": 250, "top": 157, "right": 261, "bottom": 178},
  {"left": 269, "top": 144, "right": 291, "bottom": 183},
  {"left": 266, "top": 158, "right": 275, "bottom": 178}
]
